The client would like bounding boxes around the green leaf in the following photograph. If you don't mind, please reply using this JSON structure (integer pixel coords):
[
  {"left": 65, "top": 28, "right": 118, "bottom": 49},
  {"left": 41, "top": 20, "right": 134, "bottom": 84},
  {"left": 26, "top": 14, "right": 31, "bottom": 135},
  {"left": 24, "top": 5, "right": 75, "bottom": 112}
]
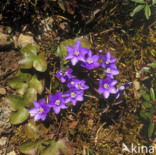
[
  {"left": 42, "top": 139, "right": 74, "bottom": 155},
  {"left": 130, "top": 5, "right": 145, "bottom": 17},
  {"left": 140, "top": 89, "right": 150, "bottom": 101},
  {"left": 6, "top": 95, "right": 30, "bottom": 124},
  {"left": 145, "top": 4, "right": 151, "bottom": 20},
  {"left": 150, "top": 88, "right": 155, "bottom": 101},
  {"left": 19, "top": 52, "right": 36, "bottom": 69},
  {"left": 148, "top": 121, "right": 155, "bottom": 138},
  {"left": 74, "top": 38, "right": 92, "bottom": 49},
  {"left": 10, "top": 107, "right": 29, "bottom": 124},
  {"left": 24, "top": 120, "right": 48, "bottom": 139},
  {"left": 21, "top": 43, "right": 39, "bottom": 55},
  {"left": 24, "top": 121, "right": 40, "bottom": 139},
  {"left": 23, "top": 88, "right": 37, "bottom": 107},
  {"left": 131, "top": 0, "right": 145, "bottom": 3},
  {"left": 6, "top": 96, "right": 24, "bottom": 111},
  {"left": 140, "top": 111, "right": 146, "bottom": 118},
  {"left": 16, "top": 83, "right": 28, "bottom": 95},
  {"left": 8, "top": 71, "right": 32, "bottom": 95},
  {"left": 145, "top": 102, "right": 152, "bottom": 108},
  {"left": 19, "top": 141, "right": 40, "bottom": 155},
  {"left": 8, "top": 80, "right": 28, "bottom": 95},
  {"left": 152, "top": 0, "right": 156, "bottom": 5},
  {"left": 29, "top": 75, "right": 44, "bottom": 94},
  {"left": 148, "top": 62, "right": 156, "bottom": 68},
  {"left": 144, "top": 112, "right": 153, "bottom": 120},
  {"left": 56, "top": 39, "right": 74, "bottom": 58},
  {"left": 142, "top": 67, "right": 151, "bottom": 72},
  {"left": 33, "top": 52, "right": 47, "bottom": 72},
  {"left": 143, "top": 94, "right": 151, "bottom": 101},
  {"left": 8, "top": 71, "right": 31, "bottom": 87},
  {"left": 56, "top": 38, "right": 91, "bottom": 59}
]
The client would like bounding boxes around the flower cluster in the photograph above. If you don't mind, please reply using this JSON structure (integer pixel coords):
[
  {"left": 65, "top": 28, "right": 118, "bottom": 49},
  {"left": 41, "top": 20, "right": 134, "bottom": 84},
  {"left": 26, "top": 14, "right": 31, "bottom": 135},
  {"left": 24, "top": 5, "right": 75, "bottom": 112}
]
[{"left": 29, "top": 39, "right": 131, "bottom": 121}]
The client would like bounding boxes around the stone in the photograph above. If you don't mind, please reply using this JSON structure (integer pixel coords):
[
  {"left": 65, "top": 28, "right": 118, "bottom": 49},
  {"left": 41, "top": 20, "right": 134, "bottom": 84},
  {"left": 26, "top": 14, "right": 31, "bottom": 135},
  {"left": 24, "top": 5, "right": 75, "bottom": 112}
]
[
  {"left": 0, "top": 32, "right": 13, "bottom": 49},
  {"left": 0, "top": 87, "right": 6, "bottom": 95},
  {"left": 7, "top": 151, "right": 16, "bottom": 155},
  {"left": 17, "top": 33, "right": 35, "bottom": 48},
  {"left": 0, "top": 106, "right": 11, "bottom": 135},
  {"left": 0, "top": 136, "right": 7, "bottom": 146}
]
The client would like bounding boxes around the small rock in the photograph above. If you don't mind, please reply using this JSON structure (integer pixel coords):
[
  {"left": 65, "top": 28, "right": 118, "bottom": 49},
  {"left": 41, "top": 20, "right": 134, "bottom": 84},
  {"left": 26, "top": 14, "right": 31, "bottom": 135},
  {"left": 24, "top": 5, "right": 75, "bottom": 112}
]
[
  {"left": 59, "top": 22, "right": 70, "bottom": 33},
  {"left": 17, "top": 33, "right": 35, "bottom": 48},
  {"left": 7, "top": 151, "right": 16, "bottom": 155},
  {"left": 0, "top": 136, "right": 7, "bottom": 146},
  {"left": 0, "top": 106, "right": 11, "bottom": 135},
  {"left": 0, "top": 87, "right": 6, "bottom": 95},
  {"left": 133, "top": 80, "right": 140, "bottom": 91},
  {"left": 0, "top": 32, "right": 13, "bottom": 48}
]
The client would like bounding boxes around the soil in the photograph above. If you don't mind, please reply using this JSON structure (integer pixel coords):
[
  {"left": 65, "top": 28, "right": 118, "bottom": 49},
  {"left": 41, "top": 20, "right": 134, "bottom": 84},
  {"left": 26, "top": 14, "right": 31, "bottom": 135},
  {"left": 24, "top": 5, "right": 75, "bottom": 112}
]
[{"left": 0, "top": 48, "right": 21, "bottom": 154}]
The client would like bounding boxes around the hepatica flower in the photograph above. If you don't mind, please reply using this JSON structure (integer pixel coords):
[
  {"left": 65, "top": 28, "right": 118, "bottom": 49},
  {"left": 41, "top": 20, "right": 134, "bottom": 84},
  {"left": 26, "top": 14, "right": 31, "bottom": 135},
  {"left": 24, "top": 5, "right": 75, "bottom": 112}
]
[
  {"left": 48, "top": 92, "right": 68, "bottom": 114},
  {"left": 75, "top": 80, "right": 89, "bottom": 90},
  {"left": 67, "top": 78, "right": 89, "bottom": 91},
  {"left": 116, "top": 82, "right": 132, "bottom": 99},
  {"left": 98, "top": 77, "right": 117, "bottom": 99},
  {"left": 81, "top": 52, "right": 100, "bottom": 70},
  {"left": 64, "top": 88, "right": 84, "bottom": 106},
  {"left": 66, "top": 40, "right": 88, "bottom": 66},
  {"left": 29, "top": 98, "right": 50, "bottom": 121},
  {"left": 104, "top": 64, "right": 119, "bottom": 79},
  {"left": 56, "top": 68, "right": 73, "bottom": 83},
  {"left": 101, "top": 52, "right": 117, "bottom": 69},
  {"left": 67, "top": 78, "right": 80, "bottom": 88}
]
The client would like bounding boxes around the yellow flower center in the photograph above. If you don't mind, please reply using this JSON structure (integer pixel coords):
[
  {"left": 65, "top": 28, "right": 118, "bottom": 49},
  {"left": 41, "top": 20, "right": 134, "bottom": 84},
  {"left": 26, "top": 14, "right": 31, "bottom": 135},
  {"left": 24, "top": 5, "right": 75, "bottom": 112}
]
[
  {"left": 75, "top": 51, "right": 79, "bottom": 56},
  {"left": 39, "top": 108, "right": 44, "bottom": 113},
  {"left": 104, "top": 84, "right": 109, "bottom": 89},
  {"left": 78, "top": 83, "right": 81, "bottom": 89},
  {"left": 106, "top": 68, "right": 110, "bottom": 73},
  {"left": 87, "top": 59, "right": 93, "bottom": 64},
  {"left": 71, "top": 81, "right": 75, "bottom": 85},
  {"left": 106, "top": 60, "right": 109, "bottom": 64},
  {"left": 71, "top": 92, "right": 76, "bottom": 98},
  {"left": 55, "top": 100, "right": 60, "bottom": 105}
]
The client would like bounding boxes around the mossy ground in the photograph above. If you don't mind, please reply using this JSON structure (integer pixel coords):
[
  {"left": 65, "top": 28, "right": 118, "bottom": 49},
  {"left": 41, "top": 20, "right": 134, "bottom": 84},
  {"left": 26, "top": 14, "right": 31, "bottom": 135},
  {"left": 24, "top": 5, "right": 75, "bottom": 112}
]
[{"left": 1, "top": 0, "right": 156, "bottom": 154}]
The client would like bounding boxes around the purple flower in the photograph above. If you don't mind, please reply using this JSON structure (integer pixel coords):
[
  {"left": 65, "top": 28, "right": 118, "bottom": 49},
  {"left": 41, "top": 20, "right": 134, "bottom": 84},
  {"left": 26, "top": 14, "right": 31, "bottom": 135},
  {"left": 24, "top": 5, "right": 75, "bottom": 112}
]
[
  {"left": 64, "top": 88, "right": 84, "bottom": 106},
  {"left": 48, "top": 92, "right": 68, "bottom": 114},
  {"left": 67, "top": 78, "right": 80, "bottom": 88},
  {"left": 101, "top": 52, "right": 117, "bottom": 69},
  {"left": 66, "top": 40, "right": 88, "bottom": 66},
  {"left": 98, "top": 77, "right": 117, "bottom": 99},
  {"left": 116, "top": 82, "right": 132, "bottom": 99},
  {"left": 81, "top": 52, "right": 100, "bottom": 70},
  {"left": 115, "top": 86, "right": 125, "bottom": 99},
  {"left": 56, "top": 68, "right": 73, "bottom": 83},
  {"left": 104, "top": 64, "right": 119, "bottom": 79},
  {"left": 28, "top": 98, "right": 50, "bottom": 121},
  {"left": 67, "top": 78, "right": 89, "bottom": 90},
  {"left": 75, "top": 80, "right": 89, "bottom": 90}
]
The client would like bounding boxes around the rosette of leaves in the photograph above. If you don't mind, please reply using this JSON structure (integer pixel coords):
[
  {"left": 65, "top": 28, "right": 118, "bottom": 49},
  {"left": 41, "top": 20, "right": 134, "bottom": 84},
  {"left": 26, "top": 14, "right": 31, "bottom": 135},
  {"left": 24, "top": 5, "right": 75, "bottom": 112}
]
[
  {"left": 7, "top": 72, "right": 44, "bottom": 124},
  {"left": 19, "top": 43, "right": 47, "bottom": 72},
  {"left": 6, "top": 43, "right": 47, "bottom": 125},
  {"left": 130, "top": 0, "right": 156, "bottom": 20},
  {"left": 139, "top": 62, "right": 156, "bottom": 138}
]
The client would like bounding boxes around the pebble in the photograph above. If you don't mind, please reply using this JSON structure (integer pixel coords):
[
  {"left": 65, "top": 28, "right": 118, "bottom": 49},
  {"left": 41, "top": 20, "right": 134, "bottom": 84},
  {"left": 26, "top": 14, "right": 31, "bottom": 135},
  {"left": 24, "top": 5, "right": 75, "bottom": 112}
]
[
  {"left": 0, "top": 106, "right": 11, "bottom": 135},
  {"left": 7, "top": 151, "right": 16, "bottom": 155},
  {"left": 17, "top": 33, "right": 35, "bottom": 48},
  {"left": 0, "top": 136, "right": 7, "bottom": 146},
  {"left": 0, "top": 87, "right": 6, "bottom": 95}
]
